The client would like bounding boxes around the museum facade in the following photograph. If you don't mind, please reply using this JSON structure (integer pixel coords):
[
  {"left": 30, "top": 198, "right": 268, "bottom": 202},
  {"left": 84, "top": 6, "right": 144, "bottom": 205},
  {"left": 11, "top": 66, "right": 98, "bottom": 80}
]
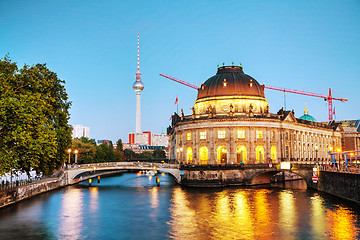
[{"left": 168, "top": 65, "right": 343, "bottom": 164}]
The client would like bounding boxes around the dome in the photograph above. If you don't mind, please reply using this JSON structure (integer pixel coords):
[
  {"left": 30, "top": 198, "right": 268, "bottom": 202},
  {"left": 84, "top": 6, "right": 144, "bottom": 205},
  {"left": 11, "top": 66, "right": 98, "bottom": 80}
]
[
  {"left": 197, "top": 66, "right": 265, "bottom": 100},
  {"left": 193, "top": 65, "right": 269, "bottom": 115},
  {"left": 299, "top": 106, "right": 317, "bottom": 122},
  {"left": 133, "top": 81, "right": 144, "bottom": 92}
]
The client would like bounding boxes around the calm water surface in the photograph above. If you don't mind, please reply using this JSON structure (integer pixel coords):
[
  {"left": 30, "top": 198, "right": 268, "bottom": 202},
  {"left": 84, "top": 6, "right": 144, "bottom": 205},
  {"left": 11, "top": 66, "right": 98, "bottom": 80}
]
[{"left": 0, "top": 173, "right": 359, "bottom": 240}]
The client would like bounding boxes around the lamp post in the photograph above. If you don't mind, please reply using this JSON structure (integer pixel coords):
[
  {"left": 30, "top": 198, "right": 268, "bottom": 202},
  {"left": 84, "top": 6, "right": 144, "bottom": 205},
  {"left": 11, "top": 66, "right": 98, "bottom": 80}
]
[
  {"left": 67, "top": 148, "right": 71, "bottom": 164},
  {"left": 74, "top": 149, "right": 78, "bottom": 164},
  {"left": 337, "top": 148, "right": 341, "bottom": 170},
  {"left": 315, "top": 145, "right": 319, "bottom": 165}
]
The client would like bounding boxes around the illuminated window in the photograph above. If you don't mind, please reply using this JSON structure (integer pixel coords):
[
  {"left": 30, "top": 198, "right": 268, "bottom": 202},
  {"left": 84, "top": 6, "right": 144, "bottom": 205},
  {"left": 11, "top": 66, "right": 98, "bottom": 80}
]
[
  {"left": 218, "top": 130, "right": 226, "bottom": 139},
  {"left": 256, "top": 146, "right": 264, "bottom": 163},
  {"left": 187, "top": 132, "right": 191, "bottom": 141},
  {"left": 237, "top": 146, "right": 247, "bottom": 164},
  {"left": 199, "top": 146, "right": 208, "bottom": 164},
  {"left": 223, "top": 79, "right": 227, "bottom": 87},
  {"left": 187, "top": 147, "right": 192, "bottom": 164},
  {"left": 217, "top": 146, "right": 227, "bottom": 164},
  {"left": 271, "top": 146, "right": 277, "bottom": 162},
  {"left": 256, "top": 130, "right": 263, "bottom": 139},
  {"left": 200, "top": 131, "right": 207, "bottom": 140},
  {"left": 237, "top": 130, "right": 245, "bottom": 139}
]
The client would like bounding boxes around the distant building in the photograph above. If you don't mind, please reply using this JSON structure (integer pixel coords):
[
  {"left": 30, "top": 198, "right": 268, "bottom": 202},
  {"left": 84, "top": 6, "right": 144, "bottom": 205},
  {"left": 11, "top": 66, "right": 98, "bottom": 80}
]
[
  {"left": 337, "top": 120, "right": 360, "bottom": 152},
  {"left": 72, "top": 124, "right": 90, "bottom": 139},
  {"left": 97, "top": 139, "right": 111, "bottom": 145},
  {"left": 128, "top": 131, "right": 168, "bottom": 147}
]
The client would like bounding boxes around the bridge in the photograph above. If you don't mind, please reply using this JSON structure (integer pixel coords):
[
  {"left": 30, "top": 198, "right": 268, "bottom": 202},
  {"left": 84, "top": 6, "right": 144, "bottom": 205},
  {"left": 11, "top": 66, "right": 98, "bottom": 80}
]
[
  {"left": 65, "top": 161, "right": 319, "bottom": 187},
  {"left": 65, "top": 162, "right": 181, "bottom": 184}
]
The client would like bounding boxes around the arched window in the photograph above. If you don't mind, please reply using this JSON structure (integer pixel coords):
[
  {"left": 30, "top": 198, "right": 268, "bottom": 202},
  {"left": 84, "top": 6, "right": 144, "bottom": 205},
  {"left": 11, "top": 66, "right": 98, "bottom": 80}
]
[
  {"left": 217, "top": 146, "right": 227, "bottom": 164},
  {"left": 237, "top": 146, "right": 247, "bottom": 164},
  {"left": 271, "top": 146, "right": 277, "bottom": 162},
  {"left": 199, "top": 146, "right": 208, "bottom": 165},
  {"left": 256, "top": 146, "right": 265, "bottom": 163},
  {"left": 186, "top": 147, "right": 192, "bottom": 164}
]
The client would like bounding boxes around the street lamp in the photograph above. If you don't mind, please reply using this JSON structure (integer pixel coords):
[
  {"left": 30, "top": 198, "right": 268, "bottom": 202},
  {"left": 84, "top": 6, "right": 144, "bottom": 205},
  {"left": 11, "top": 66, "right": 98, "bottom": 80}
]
[
  {"left": 337, "top": 148, "right": 341, "bottom": 170},
  {"left": 67, "top": 148, "right": 71, "bottom": 164},
  {"left": 74, "top": 149, "right": 78, "bottom": 164},
  {"left": 314, "top": 145, "right": 319, "bottom": 165}
]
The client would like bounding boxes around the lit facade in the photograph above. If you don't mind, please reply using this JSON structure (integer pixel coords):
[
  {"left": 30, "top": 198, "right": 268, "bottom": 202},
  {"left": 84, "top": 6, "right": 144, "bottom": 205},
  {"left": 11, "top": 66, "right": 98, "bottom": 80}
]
[{"left": 168, "top": 65, "right": 343, "bottom": 164}]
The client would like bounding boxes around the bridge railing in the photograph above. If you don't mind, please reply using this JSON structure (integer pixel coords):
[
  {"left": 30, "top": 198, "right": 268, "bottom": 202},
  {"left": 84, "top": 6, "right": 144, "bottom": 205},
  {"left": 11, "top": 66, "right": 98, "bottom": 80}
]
[{"left": 67, "top": 162, "right": 180, "bottom": 170}]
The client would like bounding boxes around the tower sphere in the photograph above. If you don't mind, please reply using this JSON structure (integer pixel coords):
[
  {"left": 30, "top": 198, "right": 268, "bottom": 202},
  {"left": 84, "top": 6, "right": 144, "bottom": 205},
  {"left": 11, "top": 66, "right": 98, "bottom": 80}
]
[{"left": 133, "top": 81, "right": 144, "bottom": 92}]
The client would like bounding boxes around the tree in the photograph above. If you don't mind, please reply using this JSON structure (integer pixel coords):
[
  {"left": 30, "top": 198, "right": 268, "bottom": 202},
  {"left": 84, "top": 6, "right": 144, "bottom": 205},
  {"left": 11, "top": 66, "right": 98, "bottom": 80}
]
[
  {"left": 116, "top": 139, "right": 123, "bottom": 151},
  {"left": 153, "top": 149, "right": 166, "bottom": 158},
  {"left": 0, "top": 56, "right": 72, "bottom": 176},
  {"left": 72, "top": 139, "right": 96, "bottom": 164},
  {"left": 139, "top": 151, "right": 153, "bottom": 159},
  {"left": 76, "top": 136, "right": 96, "bottom": 146},
  {"left": 124, "top": 149, "right": 135, "bottom": 159}
]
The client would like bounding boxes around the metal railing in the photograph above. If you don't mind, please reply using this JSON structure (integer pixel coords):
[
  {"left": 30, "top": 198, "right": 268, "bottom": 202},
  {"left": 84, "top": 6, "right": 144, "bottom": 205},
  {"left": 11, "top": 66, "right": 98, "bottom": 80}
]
[{"left": 0, "top": 171, "right": 64, "bottom": 192}]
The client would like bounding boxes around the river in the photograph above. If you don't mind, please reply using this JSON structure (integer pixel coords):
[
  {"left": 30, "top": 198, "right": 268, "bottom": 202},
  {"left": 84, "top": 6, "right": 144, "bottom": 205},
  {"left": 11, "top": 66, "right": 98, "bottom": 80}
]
[{"left": 0, "top": 172, "right": 359, "bottom": 240}]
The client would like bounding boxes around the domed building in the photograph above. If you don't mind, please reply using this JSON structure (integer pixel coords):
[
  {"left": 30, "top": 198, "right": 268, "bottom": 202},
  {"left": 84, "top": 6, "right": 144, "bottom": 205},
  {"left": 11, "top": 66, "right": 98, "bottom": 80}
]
[
  {"left": 168, "top": 65, "right": 343, "bottom": 166},
  {"left": 299, "top": 106, "right": 317, "bottom": 122}
]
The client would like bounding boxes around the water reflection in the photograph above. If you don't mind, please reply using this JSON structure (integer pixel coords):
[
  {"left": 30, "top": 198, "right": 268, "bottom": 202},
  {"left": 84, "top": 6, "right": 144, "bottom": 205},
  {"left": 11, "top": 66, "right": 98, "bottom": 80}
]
[
  {"left": 0, "top": 174, "right": 359, "bottom": 240},
  {"left": 279, "top": 190, "right": 297, "bottom": 240},
  {"left": 58, "top": 188, "right": 84, "bottom": 239},
  {"left": 310, "top": 194, "right": 326, "bottom": 239},
  {"left": 327, "top": 206, "right": 360, "bottom": 240}
]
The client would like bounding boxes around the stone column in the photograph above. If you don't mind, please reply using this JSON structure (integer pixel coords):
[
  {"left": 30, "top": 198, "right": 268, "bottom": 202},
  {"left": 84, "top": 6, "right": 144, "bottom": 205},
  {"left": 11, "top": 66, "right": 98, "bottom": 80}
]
[
  {"left": 248, "top": 126, "right": 254, "bottom": 163},
  {"left": 209, "top": 128, "right": 215, "bottom": 164},
  {"left": 229, "top": 127, "right": 235, "bottom": 164},
  {"left": 266, "top": 129, "right": 271, "bottom": 163}
]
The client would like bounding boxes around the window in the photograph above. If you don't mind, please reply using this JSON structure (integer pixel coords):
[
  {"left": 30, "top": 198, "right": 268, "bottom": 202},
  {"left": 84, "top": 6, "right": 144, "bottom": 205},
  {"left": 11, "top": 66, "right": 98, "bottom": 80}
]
[
  {"left": 218, "top": 130, "right": 226, "bottom": 139},
  {"left": 199, "top": 146, "right": 208, "bottom": 164},
  {"left": 200, "top": 131, "right": 207, "bottom": 140},
  {"left": 187, "top": 132, "right": 191, "bottom": 141},
  {"left": 237, "top": 130, "right": 245, "bottom": 139},
  {"left": 256, "top": 130, "right": 263, "bottom": 139},
  {"left": 187, "top": 147, "right": 192, "bottom": 163}
]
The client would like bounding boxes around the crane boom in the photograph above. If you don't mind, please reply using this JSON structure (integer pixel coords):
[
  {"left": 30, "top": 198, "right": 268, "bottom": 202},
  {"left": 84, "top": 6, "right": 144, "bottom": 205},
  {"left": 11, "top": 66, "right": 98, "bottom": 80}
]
[
  {"left": 159, "top": 73, "right": 199, "bottom": 90},
  {"left": 159, "top": 73, "right": 348, "bottom": 121}
]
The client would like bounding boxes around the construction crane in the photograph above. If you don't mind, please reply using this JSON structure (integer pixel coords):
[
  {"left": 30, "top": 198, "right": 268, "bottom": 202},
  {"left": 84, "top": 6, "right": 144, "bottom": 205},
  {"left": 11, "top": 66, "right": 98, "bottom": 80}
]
[{"left": 159, "top": 73, "right": 348, "bottom": 121}]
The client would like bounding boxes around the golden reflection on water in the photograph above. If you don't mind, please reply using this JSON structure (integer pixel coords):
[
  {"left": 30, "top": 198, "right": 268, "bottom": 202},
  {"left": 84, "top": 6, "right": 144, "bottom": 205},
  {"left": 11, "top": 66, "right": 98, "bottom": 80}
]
[
  {"left": 310, "top": 194, "right": 326, "bottom": 239},
  {"left": 279, "top": 190, "right": 297, "bottom": 240},
  {"left": 89, "top": 187, "right": 99, "bottom": 214},
  {"left": 327, "top": 206, "right": 359, "bottom": 240},
  {"left": 169, "top": 188, "right": 199, "bottom": 238},
  {"left": 59, "top": 188, "right": 84, "bottom": 240}
]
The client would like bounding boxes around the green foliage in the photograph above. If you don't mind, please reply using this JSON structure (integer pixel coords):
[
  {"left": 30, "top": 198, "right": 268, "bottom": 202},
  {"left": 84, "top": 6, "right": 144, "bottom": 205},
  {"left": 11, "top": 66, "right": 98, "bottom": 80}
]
[
  {"left": 139, "top": 151, "right": 153, "bottom": 159},
  {"left": 124, "top": 149, "right": 135, "bottom": 159},
  {"left": 72, "top": 139, "right": 96, "bottom": 164},
  {"left": 153, "top": 149, "right": 166, "bottom": 158},
  {"left": 116, "top": 139, "right": 123, "bottom": 151},
  {"left": 0, "top": 56, "right": 72, "bottom": 176},
  {"left": 76, "top": 136, "right": 96, "bottom": 146}
]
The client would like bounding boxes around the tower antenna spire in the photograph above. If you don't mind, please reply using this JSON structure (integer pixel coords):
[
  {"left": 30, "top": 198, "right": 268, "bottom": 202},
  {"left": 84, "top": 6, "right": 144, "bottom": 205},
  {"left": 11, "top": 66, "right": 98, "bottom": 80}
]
[
  {"left": 137, "top": 33, "right": 140, "bottom": 72},
  {"left": 133, "top": 33, "right": 144, "bottom": 133}
]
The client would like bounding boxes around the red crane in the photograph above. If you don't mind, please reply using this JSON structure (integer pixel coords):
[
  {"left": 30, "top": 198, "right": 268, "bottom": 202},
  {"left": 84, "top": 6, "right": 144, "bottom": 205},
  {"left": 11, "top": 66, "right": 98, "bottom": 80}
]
[{"left": 159, "top": 73, "right": 348, "bottom": 121}]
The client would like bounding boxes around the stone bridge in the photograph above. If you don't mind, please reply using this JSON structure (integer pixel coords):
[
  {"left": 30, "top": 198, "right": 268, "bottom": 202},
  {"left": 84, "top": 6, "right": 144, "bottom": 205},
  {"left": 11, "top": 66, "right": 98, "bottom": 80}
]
[
  {"left": 65, "top": 162, "right": 181, "bottom": 184},
  {"left": 179, "top": 163, "right": 316, "bottom": 187}
]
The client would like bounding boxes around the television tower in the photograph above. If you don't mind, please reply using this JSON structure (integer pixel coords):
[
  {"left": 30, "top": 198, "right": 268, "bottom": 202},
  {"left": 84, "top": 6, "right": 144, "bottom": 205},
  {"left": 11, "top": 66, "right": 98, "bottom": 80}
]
[{"left": 133, "top": 33, "right": 144, "bottom": 133}]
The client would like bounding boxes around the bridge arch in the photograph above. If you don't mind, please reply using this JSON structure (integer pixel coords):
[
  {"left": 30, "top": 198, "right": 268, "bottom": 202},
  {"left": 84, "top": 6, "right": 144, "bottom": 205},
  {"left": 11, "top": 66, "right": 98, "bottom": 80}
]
[{"left": 250, "top": 170, "right": 310, "bottom": 186}]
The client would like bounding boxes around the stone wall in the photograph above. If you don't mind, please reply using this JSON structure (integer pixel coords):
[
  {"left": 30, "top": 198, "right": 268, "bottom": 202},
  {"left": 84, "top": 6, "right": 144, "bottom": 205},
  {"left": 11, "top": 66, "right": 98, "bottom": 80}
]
[
  {"left": 0, "top": 172, "right": 68, "bottom": 209},
  {"left": 316, "top": 171, "right": 360, "bottom": 204}
]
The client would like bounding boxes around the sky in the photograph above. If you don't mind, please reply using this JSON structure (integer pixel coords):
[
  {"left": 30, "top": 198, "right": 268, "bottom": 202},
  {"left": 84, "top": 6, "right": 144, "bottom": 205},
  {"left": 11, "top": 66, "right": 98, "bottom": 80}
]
[{"left": 1, "top": 0, "right": 359, "bottom": 143}]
